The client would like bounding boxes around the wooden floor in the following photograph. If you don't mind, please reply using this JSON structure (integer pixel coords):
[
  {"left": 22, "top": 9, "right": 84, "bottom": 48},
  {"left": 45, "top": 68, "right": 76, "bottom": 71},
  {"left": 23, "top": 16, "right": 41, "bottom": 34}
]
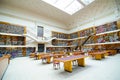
[{"left": 2, "top": 54, "right": 120, "bottom": 80}]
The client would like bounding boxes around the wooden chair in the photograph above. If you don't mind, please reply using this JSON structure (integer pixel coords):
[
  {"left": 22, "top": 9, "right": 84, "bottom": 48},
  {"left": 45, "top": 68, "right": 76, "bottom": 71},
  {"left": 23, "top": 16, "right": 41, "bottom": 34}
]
[
  {"left": 35, "top": 54, "right": 39, "bottom": 60},
  {"left": 41, "top": 56, "right": 47, "bottom": 63},
  {"left": 73, "top": 52, "right": 80, "bottom": 55},
  {"left": 72, "top": 52, "right": 80, "bottom": 65},
  {"left": 53, "top": 55, "right": 60, "bottom": 69},
  {"left": 53, "top": 59, "right": 60, "bottom": 70}
]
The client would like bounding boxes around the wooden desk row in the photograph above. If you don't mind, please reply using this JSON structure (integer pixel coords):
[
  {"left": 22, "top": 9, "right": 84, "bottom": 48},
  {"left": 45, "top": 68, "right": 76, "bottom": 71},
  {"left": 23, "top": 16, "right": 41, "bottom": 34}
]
[
  {"left": 29, "top": 51, "right": 85, "bottom": 59},
  {"left": 54, "top": 50, "right": 117, "bottom": 72},
  {"left": 29, "top": 50, "right": 117, "bottom": 72}
]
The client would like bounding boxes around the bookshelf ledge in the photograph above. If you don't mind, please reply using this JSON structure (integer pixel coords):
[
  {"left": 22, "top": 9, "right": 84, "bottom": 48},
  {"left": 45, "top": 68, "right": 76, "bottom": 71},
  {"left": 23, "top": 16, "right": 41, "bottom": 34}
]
[
  {"left": 84, "top": 41, "right": 120, "bottom": 46},
  {"left": 0, "top": 45, "right": 28, "bottom": 47},
  {"left": 95, "top": 29, "right": 120, "bottom": 36},
  {"left": 0, "top": 32, "right": 25, "bottom": 37}
]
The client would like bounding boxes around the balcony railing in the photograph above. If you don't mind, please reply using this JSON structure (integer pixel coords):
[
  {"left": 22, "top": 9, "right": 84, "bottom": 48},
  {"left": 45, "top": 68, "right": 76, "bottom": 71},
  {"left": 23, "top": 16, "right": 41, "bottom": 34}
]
[{"left": 26, "top": 29, "right": 56, "bottom": 43}]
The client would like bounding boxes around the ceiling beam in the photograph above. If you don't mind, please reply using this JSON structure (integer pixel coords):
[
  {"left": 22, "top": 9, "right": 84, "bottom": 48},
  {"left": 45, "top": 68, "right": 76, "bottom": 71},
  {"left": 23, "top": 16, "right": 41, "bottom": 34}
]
[
  {"left": 64, "top": 0, "right": 74, "bottom": 9},
  {"left": 77, "top": 0, "right": 86, "bottom": 6}
]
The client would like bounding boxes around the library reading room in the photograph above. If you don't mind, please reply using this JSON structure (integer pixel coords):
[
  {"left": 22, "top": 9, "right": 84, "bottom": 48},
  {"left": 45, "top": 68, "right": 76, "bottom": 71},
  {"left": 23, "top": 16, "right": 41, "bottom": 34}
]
[{"left": 0, "top": 0, "right": 120, "bottom": 80}]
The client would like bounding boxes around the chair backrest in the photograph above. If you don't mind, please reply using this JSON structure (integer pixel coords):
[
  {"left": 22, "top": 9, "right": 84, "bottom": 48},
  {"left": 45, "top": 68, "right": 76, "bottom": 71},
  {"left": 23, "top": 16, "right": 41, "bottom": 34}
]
[{"left": 53, "top": 58, "right": 59, "bottom": 64}]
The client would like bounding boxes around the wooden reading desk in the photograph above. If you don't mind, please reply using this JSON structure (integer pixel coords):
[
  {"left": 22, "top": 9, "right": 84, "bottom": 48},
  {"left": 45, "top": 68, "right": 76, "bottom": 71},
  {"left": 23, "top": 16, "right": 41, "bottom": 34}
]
[
  {"left": 90, "top": 51, "right": 107, "bottom": 60},
  {"left": 41, "top": 53, "right": 64, "bottom": 63},
  {"left": 54, "top": 55, "right": 87, "bottom": 72}
]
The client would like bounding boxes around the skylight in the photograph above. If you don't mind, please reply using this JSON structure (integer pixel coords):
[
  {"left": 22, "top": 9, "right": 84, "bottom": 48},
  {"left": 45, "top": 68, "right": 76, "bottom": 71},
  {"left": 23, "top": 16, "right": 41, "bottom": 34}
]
[
  {"left": 81, "top": 0, "right": 95, "bottom": 5},
  {"left": 42, "top": 0, "right": 94, "bottom": 15}
]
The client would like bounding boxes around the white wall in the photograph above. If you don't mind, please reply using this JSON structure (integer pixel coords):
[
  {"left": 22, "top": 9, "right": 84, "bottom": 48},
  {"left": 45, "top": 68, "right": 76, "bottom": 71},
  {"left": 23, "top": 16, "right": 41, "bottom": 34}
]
[{"left": 69, "top": 11, "right": 120, "bottom": 33}]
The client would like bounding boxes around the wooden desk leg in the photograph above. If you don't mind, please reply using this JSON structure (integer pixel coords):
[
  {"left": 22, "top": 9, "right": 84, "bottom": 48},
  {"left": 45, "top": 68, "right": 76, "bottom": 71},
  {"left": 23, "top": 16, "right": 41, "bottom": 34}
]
[
  {"left": 64, "top": 61, "right": 72, "bottom": 72},
  {"left": 95, "top": 54, "right": 102, "bottom": 60},
  {"left": 77, "top": 58, "right": 85, "bottom": 67},
  {"left": 101, "top": 54, "right": 105, "bottom": 58},
  {"left": 105, "top": 53, "right": 108, "bottom": 56},
  {"left": 47, "top": 57, "right": 51, "bottom": 63},
  {"left": 38, "top": 56, "right": 40, "bottom": 60}
]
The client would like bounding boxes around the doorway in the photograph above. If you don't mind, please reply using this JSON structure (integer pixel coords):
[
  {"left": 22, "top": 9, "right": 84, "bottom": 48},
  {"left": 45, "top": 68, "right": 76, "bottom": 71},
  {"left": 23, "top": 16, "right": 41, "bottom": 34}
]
[{"left": 38, "top": 44, "right": 44, "bottom": 52}]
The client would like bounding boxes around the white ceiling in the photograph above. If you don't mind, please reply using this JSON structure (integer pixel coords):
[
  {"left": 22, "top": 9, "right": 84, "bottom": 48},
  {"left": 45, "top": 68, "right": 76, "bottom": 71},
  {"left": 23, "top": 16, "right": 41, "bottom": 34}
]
[{"left": 0, "top": 0, "right": 118, "bottom": 29}]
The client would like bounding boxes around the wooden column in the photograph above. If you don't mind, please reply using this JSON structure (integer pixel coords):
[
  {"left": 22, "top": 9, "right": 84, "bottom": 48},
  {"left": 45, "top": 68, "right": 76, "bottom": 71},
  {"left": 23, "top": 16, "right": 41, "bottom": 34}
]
[
  {"left": 22, "top": 26, "right": 26, "bottom": 56},
  {"left": 117, "top": 20, "right": 120, "bottom": 29},
  {"left": 117, "top": 20, "right": 120, "bottom": 45},
  {"left": 22, "top": 48, "right": 26, "bottom": 56}
]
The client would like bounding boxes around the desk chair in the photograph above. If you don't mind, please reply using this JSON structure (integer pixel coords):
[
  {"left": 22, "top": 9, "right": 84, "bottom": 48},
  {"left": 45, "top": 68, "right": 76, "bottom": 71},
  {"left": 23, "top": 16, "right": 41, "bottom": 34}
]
[
  {"left": 53, "top": 59, "right": 60, "bottom": 70},
  {"left": 53, "top": 56, "right": 60, "bottom": 69},
  {"left": 41, "top": 56, "right": 47, "bottom": 63},
  {"left": 72, "top": 52, "right": 80, "bottom": 65}
]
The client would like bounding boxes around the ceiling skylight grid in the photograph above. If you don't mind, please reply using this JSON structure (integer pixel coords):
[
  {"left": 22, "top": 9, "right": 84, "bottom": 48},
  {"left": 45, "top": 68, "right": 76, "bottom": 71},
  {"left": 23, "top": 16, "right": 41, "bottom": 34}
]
[
  {"left": 42, "top": 0, "right": 95, "bottom": 15},
  {"left": 81, "top": 0, "right": 95, "bottom": 5},
  {"left": 65, "top": 0, "right": 83, "bottom": 15}
]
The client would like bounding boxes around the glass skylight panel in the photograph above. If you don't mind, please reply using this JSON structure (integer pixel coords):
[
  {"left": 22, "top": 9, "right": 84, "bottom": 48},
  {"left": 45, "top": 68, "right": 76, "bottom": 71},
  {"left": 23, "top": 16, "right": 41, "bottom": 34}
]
[
  {"left": 55, "top": 0, "right": 73, "bottom": 9},
  {"left": 42, "top": 0, "right": 82, "bottom": 15},
  {"left": 42, "top": 0, "right": 95, "bottom": 15},
  {"left": 65, "top": 0, "right": 83, "bottom": 15},
  {"left": 43, "top": 0, "right": 57, "bottom": 4},
  {"left": 81, "top": 0, "right": 94, "bottom": 5}
]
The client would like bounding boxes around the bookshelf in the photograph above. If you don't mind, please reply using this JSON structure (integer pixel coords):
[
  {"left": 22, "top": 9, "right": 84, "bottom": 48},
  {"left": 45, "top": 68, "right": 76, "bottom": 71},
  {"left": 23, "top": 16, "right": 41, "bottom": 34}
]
[
  {"left": 0, "top": 21, "right": 26, "bottom": 57},
  {"left": 48, "top": 20, "right": 120, "bottom": 52},
  {"left": 84, "top": 21, "right": 120, "bottom": 51},
  {"left": 47, "top": 27, "right": 95, "bottom": 52}
]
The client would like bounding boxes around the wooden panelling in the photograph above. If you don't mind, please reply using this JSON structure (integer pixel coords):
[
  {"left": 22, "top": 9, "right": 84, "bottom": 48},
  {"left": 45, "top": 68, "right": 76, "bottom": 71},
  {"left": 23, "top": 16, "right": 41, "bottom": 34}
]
[{"left": 0, "top": 55, "right": 10, "bottom": 80}]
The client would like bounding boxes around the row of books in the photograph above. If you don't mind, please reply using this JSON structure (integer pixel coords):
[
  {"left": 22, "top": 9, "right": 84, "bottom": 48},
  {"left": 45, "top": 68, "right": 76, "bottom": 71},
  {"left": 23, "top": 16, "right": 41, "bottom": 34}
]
[
  {"left": 0, "top": 41, "right": 24, "bottom": 45},
  {"left": 79, "top": 28, "right": 94, "bottom": 37},
  {"left": 0, "top": 36, "right": 25, "bottom": 45},
  {"left": 96, "top": 21, "right": 117, "bottom": 34},
  {"left": 70, "top": 33, "right": 78, "bottom": 39},
  {"left": 0, "top": 47, "right": 23, "bottom": 58},
  {"left": 97, "top": 33, "right": 119, "bottom": 43},
  {"left": 52, "top": 33, "right": 68, "bottom": 39},
  {"left": 85, "top": 32, "right": 119, "bottom": 44},
  {"left": 0, "top": 24, "right": 24, "bottom": 34}
]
